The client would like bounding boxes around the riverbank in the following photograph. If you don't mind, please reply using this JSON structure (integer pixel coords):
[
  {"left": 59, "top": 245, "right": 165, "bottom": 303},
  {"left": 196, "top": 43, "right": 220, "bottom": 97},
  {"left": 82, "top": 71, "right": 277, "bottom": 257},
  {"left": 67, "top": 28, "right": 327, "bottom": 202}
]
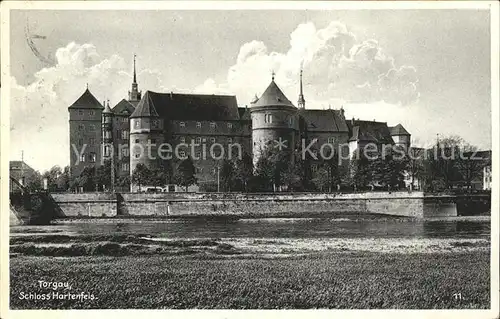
[{"left": 10, "top": 251, "right": 489, "bottom": 309}]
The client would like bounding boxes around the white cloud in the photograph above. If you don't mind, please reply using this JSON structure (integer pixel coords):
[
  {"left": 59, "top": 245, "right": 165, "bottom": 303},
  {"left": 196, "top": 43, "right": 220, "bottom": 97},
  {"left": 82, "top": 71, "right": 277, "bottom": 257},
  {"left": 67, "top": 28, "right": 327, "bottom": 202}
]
[{"left": 10, "top": 42, "right": 168, "bottom": 172}]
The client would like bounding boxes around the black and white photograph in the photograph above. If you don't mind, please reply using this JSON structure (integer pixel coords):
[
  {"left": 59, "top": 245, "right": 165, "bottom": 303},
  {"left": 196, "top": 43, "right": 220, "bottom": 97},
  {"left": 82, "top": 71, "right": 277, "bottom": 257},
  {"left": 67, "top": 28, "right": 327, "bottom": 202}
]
[{"left": 1, "top": 1, "right": 498, "bottom": 316}]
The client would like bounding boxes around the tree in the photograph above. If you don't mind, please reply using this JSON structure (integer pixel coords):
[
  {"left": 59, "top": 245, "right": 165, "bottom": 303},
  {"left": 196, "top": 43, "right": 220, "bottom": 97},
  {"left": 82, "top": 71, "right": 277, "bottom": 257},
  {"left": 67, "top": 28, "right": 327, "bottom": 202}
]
[
  {"left": 455, "top": 145, "right": 489, "bottom": 190},
  {"left": 219, "top": 159, "right": 235, "bottom": 192},
  {"left": 234, "top": 152, "right": 253, "bottom": 191},
  {"left": 312, "top": 167, "right": 330, "bottom": 191},
  {"left": 116, "top": 175, "right": 131, "bottom": 189},
  {"left": 77, "top": 166, "right": 97, "bottom": 192},
  {"left": 42, "top": 165, "right": 63, "bottom": 191},
  {"left": 347, "top": 148, "right": 371, "bottom": 190},
  {"left": 24, "top": 170, "right": 43, "bottom": 192},
  {"left": 96, "top": 160, "right": 113, "bottom": 191},
  {"left": 254, "top": 155, "right": 274, "bottom": 192},
  {"left": 173, "top": 156, "right": 197, "bottom": 192},
  {"left": 282, "top": 151, "right": 307, "bottom": 191},
  {"left": 56, "top": 166, "right": 70, "bottom": 191},
  {"left": 131, "top": 164, "right": 151, "bottom": 190},
  {"left": 422, "top": 136, "right": 464, "bottom": 190}
]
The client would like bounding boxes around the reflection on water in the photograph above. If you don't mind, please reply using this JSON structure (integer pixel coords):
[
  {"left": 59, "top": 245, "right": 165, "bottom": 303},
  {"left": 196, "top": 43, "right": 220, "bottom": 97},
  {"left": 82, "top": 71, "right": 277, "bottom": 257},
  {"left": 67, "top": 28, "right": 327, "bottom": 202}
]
[{"left": 11, "top": 217, "right": 490, "bottom": 240}]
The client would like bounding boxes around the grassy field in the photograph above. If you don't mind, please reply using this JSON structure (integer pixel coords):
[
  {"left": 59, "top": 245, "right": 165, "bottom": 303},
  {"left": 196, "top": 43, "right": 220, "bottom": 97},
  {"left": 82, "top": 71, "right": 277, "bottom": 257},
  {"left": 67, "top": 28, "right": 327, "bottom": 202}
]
[{"left": 10, "top": 251, "right": 489, "bottom": 309}]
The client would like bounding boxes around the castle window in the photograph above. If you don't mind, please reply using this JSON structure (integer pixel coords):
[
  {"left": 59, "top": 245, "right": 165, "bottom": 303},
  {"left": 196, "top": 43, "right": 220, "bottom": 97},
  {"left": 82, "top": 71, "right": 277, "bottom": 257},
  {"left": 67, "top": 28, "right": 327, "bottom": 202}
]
[
  {"left": 328, "top": 137, "right": 335, "bottom": 144},
  {"left": 210, "top": 137, "right": 216, "bottom": 143},
  {"left": 289, "top": 117, "right": 293, "bottom": 126},
  {"left": 180, "top": 122, "right": 186, "bottom": 127},
  {"left": 179, "top": 150, "right": 186, "bottom": 157},
  {"left": 228, "top": 137, "right": 233, "bottom": 143},
  {"left": 265, "top": 114, "right": 273, "bottom": 123},
  {"left": 122, "top": 148, "right": 129, "bottom": 157},
  {"left": 195, "top": 137, "right": 202, "bottom": 144},
  {"left": 150, "top": 139, "right": 156, "bottom": 144},
  {"left": 180, "top": 137, "right": 186, "bottom": 143},
  {"left": 311, "top": 164, "right": 318, "bottom": 172},
  {"left": 135, "top": 153, "right": 140, "bottom": 159},
  {"left": 78, "top": 124, "right": 85, "bottom": 131},
  {"left": 210, "top": 122, "right": 216, "bottom": 129},
  {"left": 134, "top": 120, "right": 140, "bottom": 129},
  {"left": 227, "top": 123, "right": 232, "bottom": 129},
  {"left": 196, "top": 152, "right": 202, "bottom": 158},
  {"left": 90, "top": 153, "right": 97, "bottom": 163},
  {"left": 122, "top": 117, "right": 128, "bottom": 123},
  {"left": 79, "top": 154, "right": 86, "bottom": 162},
  {"left": 122, "top": 163, "right": 129, "bottom": 171},
  {"left": 78, "top": 139, "right": 83, "bottom": 146},
  {"left": 78, "top": 110, "right": 84, "bottom": 116},
  {"left": 196, "top": 122, "right": 202, "bottom": 128},
  {"left": 121, "top": 130, "right": 129, "bottom": 140},
  {"left": 89, "top": 138, "right": 95, "bottom": 145},
  {"left": 104, "top": 145, "right": 111, "bottom": 157},
  {"left": 135, "top": 139, "right": 140, "bottom": 143},
  {"left": 89, "top": 110, "right": 95, "bottom": 116}
]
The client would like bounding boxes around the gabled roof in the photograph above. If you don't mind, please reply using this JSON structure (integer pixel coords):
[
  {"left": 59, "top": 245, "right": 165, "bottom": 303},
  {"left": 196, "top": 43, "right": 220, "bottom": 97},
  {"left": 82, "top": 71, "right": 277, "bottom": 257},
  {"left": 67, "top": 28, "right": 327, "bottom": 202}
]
[
  {"left": 130, "top": 91, "right": 159, "bottom": 118},
  {"left": 252, "top": 80, "right": 295, "bottom": 108},
  {"left": 132, "top": 90, "right": 239, "bottom": 121},
  {"left": 389, "top": 124, "right": 410, "bottom": 136},
  {"left": 112, "top": 99, "right": 135, "bottom": 116},
  {"left": 9, "top": 161, "right": 35, "bottom": 172},
  {"left": 348, "top": 120, "right": 394, "bottom": 144},
  {"left": 300, "top": 110, "right": 348, "bottom": 132},
  {"left": 68, "top": 89, "right": 104, "bottom": 110},
  {"left": 238, "top": 107, "right": 251, "bottom": 121}
]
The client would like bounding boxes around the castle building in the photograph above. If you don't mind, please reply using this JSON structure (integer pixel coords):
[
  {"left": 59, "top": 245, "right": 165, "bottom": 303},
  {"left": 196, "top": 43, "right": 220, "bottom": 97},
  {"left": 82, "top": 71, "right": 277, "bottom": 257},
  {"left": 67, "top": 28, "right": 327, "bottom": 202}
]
[{"left": 68, "top": 57, "right": 411, "bottom": 191}]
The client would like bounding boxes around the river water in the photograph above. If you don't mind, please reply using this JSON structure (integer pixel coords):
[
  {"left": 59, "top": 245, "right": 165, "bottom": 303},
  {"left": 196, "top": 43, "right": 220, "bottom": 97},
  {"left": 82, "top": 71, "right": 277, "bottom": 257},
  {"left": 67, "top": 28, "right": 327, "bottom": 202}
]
[{"left": 10, "top": 216, "right": 490, "bottom": 240}]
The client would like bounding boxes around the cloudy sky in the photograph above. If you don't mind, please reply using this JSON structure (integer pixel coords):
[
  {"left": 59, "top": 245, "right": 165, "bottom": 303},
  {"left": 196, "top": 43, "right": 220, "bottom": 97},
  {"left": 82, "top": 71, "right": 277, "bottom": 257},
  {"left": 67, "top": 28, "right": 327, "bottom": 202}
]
[{"left": 9, "top": 9, "right": 492, "bottom": 172}]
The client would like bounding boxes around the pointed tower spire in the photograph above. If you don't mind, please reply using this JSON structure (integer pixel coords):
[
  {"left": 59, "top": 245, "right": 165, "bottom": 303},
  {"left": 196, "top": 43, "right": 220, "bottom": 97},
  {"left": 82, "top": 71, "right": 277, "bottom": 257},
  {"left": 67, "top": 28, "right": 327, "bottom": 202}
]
[
  {"left": 271, "top": 70, "right": 275, "bottom": 82},
  {"left": 133, "top": 54, "right": 137, "bottom": 84},
  {"left": 297, "top": 68, "right": 305, "bottom": 109},
  {"left": 128, "top": 54, "right": 141, "bottom": 103}
]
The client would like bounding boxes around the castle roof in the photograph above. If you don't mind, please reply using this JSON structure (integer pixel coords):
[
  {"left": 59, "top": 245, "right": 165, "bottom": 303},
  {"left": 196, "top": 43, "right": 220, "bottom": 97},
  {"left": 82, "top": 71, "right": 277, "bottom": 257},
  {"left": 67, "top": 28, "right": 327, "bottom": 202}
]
[
  {"left": 348, "top": 120, "right": 394, "bottom": 144},
  {"left": 300, "top": 109, "right": 348, "bottom": 132},
  {"left": 68, "top": 88, "right": 104, "bottom": 110},
  {"left": 130, "top": 91, "right": 159, "bottom": 118},
  {"left": 252, "top": 80, "right": 295, "bottom": 108},
  {"left": 133, "top": 91, "right": 240, "bottom": 121},
  {"left": 103, "top": 101, "right": 112, "bottom": 114},
  {"left": 238, "top": 107, "right": 251, "bottom": 121},
  {"left": 112, "top": 99, "right": 135, "bottom": 116},
  {"left": 389, "top": 123, "right": 410, "bottom": 136}
]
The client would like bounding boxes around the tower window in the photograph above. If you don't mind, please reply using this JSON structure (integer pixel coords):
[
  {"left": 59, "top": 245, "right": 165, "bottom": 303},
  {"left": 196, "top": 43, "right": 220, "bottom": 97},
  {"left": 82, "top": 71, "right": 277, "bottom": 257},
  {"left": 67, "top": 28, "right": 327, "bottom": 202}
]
[
  {"left": 122, "top": 148, "right": 129, "bottom": 157},
  {"left": 328, "top": 137, "right": 335, "bottom": 144},
  {"left": 265, "top": 114, "right": 273, "bottom": 123},
  {"left": 196, "top": 122, "right": 202, "bottom": 128},
  {"left": 210, "top": 137, "right": 216, "bottom": 143},
  {"left": 134, "top": 120, "right": 140, "bottom": 129},
  {"left": 78, "top": 110, "right": 84, "bottom": 116},
  {"left": 180, "top": 122, "right": 186, "bottom": 127},
  {"left": 89, "top": 110, "right": 95, "bottom": 116},
  {"left": 90, "top": 153, "right": 97, "bottom": 163},
  {"left": 122, "top": 117, "right": 128, "bottom": 123},
  {"left": 78, "top": 124, "right": 85, "bottom": 131},
  {"left": 289, "top": 117, "right": 293, "bottom": 126},
  {"left": 227, "top": 123, "right": 232, "bottom": 129},
  {"left": 210, "top": 122, "right": 216, "bottom": 129},
  {"left": 122, "top": 163, "right": 129, "bottom": 171},
  {"left": 179, "top": 150, "right": 186, "bottom": 157},
  {"left": 180, "top": 137, "right": 186, "bottom": 143},
  {"left": 89, "top": 138, "right": 95, "bottom": 145},
  {"left": 228, "top": 137, "right": 233, "bottom": 143},
  {"left": 79, "top": 154, "right": 86, "bottom": 162},
  {"left": 195, "top": 137, "right": 202, "bottom": 144},
  {"left": 135, "top": 139, "right": 139, "bottom": 143}
]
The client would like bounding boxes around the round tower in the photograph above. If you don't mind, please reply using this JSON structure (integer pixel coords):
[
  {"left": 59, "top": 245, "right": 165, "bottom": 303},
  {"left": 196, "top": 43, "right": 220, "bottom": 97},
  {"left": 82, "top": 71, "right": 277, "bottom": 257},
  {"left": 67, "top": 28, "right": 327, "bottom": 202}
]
[
  {"left": 250, "top": 74, "right": 299, "bottom": 166},
  {"left": 129, "top": 91, "right": 164, "bottom": 186}
]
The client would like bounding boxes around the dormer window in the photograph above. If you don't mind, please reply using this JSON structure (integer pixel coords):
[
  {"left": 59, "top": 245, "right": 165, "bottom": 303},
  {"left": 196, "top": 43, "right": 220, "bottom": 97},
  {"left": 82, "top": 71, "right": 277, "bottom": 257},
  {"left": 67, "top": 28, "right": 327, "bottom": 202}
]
[
  {"left": 134, "top": 120, "right": 140, "bottom": 129},
  {"left": 210, "top": 122, "right": 216, "bottom": 129}
]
